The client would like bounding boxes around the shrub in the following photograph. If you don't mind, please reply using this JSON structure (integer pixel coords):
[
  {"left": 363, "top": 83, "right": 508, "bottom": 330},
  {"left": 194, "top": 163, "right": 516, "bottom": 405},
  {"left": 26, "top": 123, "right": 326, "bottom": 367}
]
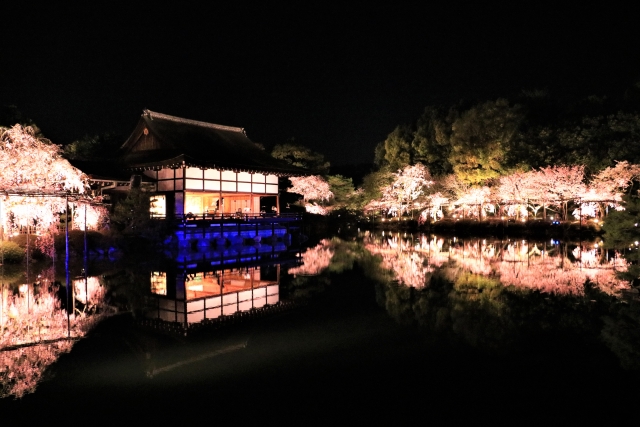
[
  {"left": 53, "top": 230, "right": 115, "bottom": 256},
  {"left": 0, "top": 241, "right": 25, "bottom": 263}
]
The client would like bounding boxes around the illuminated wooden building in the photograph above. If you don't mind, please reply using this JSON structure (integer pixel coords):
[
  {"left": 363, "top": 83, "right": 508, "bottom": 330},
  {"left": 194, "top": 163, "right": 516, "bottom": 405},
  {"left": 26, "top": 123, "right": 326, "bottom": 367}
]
[{"left": 120, "top": 110, "right": 304, "bottom": 219}]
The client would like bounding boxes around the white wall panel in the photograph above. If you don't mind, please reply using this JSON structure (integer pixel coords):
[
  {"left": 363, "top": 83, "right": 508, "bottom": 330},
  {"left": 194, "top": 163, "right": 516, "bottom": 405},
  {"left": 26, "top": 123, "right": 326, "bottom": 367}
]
[
  {"left": 266, "top": 184, "right": 278, "bottom": 194},
  {"left": 204, "top": 169, "right": 220, "bottom": 179},
  {"left": 204, "top": 180, "right": 221, "bottom": 191},
  {"left": 185, "top": 179, "right": 203, "bottom": 190}
]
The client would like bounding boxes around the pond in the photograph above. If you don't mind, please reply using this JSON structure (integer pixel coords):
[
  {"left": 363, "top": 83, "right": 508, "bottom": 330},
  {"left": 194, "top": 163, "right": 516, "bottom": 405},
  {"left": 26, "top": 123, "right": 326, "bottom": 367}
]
[{"left": 2, "top": 231, "right": 640, "bottom": 421}]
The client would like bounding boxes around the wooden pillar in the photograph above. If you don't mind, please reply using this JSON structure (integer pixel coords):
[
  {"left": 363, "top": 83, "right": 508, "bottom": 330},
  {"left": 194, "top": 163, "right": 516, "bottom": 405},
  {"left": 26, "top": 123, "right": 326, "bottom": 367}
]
[
  {"left": 0, "top": 197, "right": 3, "bottom": 242},
  {"left": 250, "top": 173, "right": 254, "bottom": 215},
  {"left": 219, "top": 180, "right": 223, "bottom": 218},
  {"left": 220, "top": 270, "right": 224, "bottom": 317},
  {"left": 65, "top": 195, "right": 70, "bottom": 337},
  {"left": 1, "top": 284, "right": 4, "bottom": 335}
]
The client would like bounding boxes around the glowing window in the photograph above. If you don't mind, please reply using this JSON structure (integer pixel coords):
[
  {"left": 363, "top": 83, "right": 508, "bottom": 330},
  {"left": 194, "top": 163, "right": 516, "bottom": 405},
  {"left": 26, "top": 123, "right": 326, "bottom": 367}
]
[
  {"left": 151, "top": 272, "right": 167, "bottom": 295},
  {"left": 150, "top": 195, "right": 166, "bottom": 217},
  {"left": 185, "top": 193, "right": 203, "bottom": 214}
]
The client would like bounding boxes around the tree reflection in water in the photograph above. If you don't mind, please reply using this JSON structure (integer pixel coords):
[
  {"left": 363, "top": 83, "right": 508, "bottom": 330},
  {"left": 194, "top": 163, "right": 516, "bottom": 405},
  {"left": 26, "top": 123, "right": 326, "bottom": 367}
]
[
  {"left": 285, "top": 232, "right": 640, "bottom": 369},
  {"left": 1, "top": 268, "right": 108, "bottom": 399},
  {"left": 288, "top": 239, "right": 334, "bottom": 276},
  {"left": 365, "top": 233, "right": 630, "bottom": 295}
]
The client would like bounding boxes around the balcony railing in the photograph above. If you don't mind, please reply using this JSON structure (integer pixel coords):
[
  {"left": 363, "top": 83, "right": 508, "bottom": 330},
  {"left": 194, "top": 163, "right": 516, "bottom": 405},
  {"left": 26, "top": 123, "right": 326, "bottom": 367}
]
[{"left": 150, "top": 212, "right": 302, "bottom": 222}]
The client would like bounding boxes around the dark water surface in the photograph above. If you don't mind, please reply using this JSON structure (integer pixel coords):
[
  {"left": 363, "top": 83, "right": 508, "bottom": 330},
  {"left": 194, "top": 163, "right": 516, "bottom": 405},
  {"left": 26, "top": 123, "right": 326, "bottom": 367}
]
[{"left": 3, "top": 233, "right": 640, "bottom": 421}]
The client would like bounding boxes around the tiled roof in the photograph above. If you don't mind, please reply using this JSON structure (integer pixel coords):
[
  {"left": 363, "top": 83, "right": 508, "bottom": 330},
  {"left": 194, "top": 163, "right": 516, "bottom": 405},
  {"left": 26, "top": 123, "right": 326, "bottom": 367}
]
[{"left": 120, "top": 110, "right": 307, "bottom": 176}]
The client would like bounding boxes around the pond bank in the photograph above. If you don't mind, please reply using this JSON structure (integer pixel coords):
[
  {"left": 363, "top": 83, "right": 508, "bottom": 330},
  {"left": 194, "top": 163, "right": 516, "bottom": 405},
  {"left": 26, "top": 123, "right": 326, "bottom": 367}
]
[{"left": 305, "top": 213, "right": 602, "bottom": 240}]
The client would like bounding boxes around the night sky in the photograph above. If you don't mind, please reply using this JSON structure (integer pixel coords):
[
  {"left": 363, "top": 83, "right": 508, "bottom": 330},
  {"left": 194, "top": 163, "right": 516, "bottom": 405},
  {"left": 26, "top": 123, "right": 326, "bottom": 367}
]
[{"left": 2, "top": 4, "right": 640, "bottom": 166}]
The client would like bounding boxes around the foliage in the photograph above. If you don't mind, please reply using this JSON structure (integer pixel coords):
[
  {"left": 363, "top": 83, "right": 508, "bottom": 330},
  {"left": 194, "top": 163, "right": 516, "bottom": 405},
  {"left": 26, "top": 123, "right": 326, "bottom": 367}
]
[
  {"left": 359, "top": 84, "right": 640, "bottom": 222},
  {"left": 53, "top": 230, "right": 115, "bottom": 257},
  {"left": 375, "top": 107, "right": 455, "bottom": 175},
  {"left": 0, "top": 106, "right": 42, "bottom": 136},
  {"left": 327, "top": 174, "right": 363, "bottom": 211},
  {"left": 374, "top": 125, "right": 413, "bottom": 171},
  {"left": 109, "top": 188, "right": 156, "bottom": 237},
  {"left": 63, "top": 132, "right": 122, "bottom": 161},
  {"left": 361, "top": 170, "right": 394, "bottom": 206},
  {"left": 35, "top": 226, "right": 56, "bottom": 259},
  {"left": 601, "top": 194, "right": 640, "bottom": 249},
  {"left": 272, "top": 142, "right": 330, "bottom": 173},
  {"left": 411, "top": 106, "right": 454, "bottom": 175},
  {"left": 0, "top": 241, "right": 25, "bottom": 263},
  {"left": 448, "top": 99, "right": 523, "bottom": 184},
  {"left": 601, "top": 302, "right": 640, "bottom": 370}
]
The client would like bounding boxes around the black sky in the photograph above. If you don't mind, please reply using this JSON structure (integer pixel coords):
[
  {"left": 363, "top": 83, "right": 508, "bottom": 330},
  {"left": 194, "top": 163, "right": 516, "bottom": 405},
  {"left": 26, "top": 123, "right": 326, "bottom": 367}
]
[{"left": 2, "top": 4, "right": 640, "bottom": 166}]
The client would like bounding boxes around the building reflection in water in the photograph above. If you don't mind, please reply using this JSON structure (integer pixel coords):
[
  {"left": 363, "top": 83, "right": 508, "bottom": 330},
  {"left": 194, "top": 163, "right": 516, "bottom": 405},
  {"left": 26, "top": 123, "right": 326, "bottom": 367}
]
[
  {"left": 145, "top": 227, "right": 304, "bottom": 327},
  {"left": 147, "top": 265, "right": 280, "bottom": 325}
]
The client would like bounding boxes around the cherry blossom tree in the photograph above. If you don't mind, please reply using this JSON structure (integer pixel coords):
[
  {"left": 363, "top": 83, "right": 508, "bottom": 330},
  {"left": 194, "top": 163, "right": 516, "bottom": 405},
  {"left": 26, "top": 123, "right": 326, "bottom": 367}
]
[
  {"left": 578, "top": 161, "right": 640, "bottom": 218},
  {"left": 288, "top": 175, "right": 333, "bottom": 214},
  {"left": 453, "top": 186, "right": 493, "bottom": 219},
  {"left": 376, "top": 163, "right": 433, "bottom": 216},
  {"left": 535, "top": 165, "right": 586, "bottom": 219},
  {"left": 497, "top": 170, "right": 540, "bottom": 219},
  {"left": 0, "top": 125, "right": 85, "bottom": 193},
  {"left": 289, "top": 175, "right": 333, "bottom": 202},
  {"left": 419, "top": 192, "right": 449, "bottom": 223},
  {"left": 591, "top": 161, "right": 640, "bottom": 194},
  {"left": 0, "top": 125, "right": 92, "bottom": 239},
  {"left": 365, "top": 162, "right": 640, "bottom": 222},
  {"left": 72, "top": 202, "right": 109, "bottom": 231},
  {"left": 303, "top": 203, "right": 330, "bottom": 215}
]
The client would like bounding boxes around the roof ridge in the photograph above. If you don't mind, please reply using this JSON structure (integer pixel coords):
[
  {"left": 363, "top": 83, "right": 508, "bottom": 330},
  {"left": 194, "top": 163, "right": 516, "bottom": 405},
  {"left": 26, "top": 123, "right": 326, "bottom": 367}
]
[{"left": 143, "top": 109, "right": 246, "bottom": 134}]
